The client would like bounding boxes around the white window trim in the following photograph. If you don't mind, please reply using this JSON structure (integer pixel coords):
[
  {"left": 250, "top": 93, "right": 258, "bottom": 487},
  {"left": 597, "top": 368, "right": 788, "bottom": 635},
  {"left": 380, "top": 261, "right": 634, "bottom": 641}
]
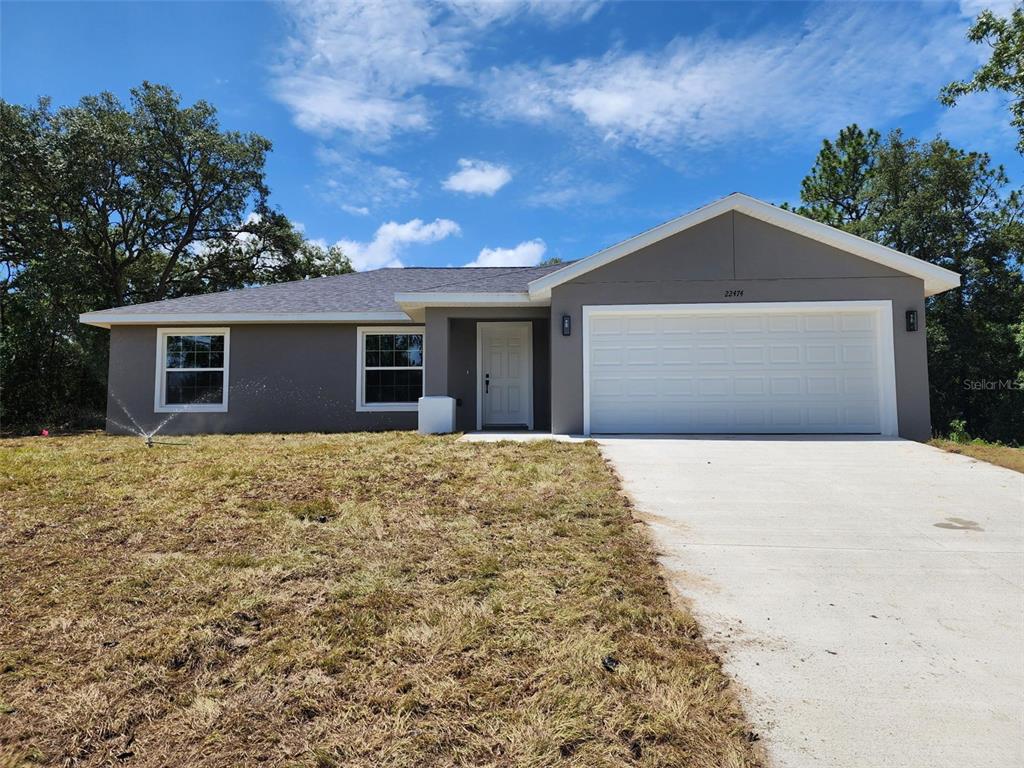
[
  {"left": 355, "top": 325, "right": 426, "bottom": 412},
  {"left": 581, "top": 301, "right": 898, "bottom": 437},
  {"left": 154, "top": 327, "right": 230, "bottom": 413}
]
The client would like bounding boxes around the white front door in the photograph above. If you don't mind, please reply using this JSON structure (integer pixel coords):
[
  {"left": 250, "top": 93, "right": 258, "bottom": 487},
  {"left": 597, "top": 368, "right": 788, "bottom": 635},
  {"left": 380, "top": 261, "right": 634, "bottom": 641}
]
[{"left": 478, "top": 322, "right": 533, "bottom": 429}]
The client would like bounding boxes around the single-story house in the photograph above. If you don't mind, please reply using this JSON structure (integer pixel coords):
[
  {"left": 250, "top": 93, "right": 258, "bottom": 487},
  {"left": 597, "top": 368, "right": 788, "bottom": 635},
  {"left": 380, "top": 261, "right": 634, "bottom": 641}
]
[{"left": 81, "top": 193, "right": 961, "bottom": 440}]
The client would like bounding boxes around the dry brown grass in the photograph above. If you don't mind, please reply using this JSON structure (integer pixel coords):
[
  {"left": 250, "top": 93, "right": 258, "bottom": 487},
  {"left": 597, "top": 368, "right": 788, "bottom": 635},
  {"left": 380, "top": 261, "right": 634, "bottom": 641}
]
[
  {"left": 0, "top": 433, "right": 760, "bottom": 768},
  {"left": 930, "top": 439, "right": 1024, "bottom": 474}
]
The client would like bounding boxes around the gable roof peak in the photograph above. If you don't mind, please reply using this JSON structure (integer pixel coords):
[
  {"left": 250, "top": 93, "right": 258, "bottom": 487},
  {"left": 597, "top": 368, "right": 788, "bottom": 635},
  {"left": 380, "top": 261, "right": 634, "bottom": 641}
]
[{"left": 528, "top": 192, "right": 960, "bottom": 298}]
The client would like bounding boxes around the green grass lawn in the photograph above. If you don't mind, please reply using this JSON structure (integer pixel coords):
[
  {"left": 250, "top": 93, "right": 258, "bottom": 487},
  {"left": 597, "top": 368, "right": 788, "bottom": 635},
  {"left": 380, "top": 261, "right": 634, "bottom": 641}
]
[
  {"left": 0, "top": 433, "right": 760, "bottom": 768},
  {"left": 930, "top": 439, "right": 1024, "bottom": 474}
]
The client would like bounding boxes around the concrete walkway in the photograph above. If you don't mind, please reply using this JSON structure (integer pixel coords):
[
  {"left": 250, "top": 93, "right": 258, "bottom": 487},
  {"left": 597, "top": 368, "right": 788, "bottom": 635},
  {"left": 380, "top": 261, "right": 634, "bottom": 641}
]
[{"left": 595, "top": 436, "right": 1023, "bottom": 768}]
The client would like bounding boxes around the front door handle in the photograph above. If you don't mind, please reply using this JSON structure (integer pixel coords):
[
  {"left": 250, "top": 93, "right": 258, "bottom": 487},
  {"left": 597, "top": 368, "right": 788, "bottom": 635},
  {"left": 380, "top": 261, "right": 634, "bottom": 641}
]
[{"left": 484, "top": 373, "right": 490, "bottom": 394}]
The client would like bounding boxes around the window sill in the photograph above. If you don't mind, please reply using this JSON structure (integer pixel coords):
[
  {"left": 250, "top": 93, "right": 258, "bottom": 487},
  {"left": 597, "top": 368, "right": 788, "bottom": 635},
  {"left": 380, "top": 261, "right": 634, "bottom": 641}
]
[
  {"left": 155, "top": 404, "right": 228, "bottom": 413},
  {"left": 356, "top": 402, "right": 419, "bottom": 413}
]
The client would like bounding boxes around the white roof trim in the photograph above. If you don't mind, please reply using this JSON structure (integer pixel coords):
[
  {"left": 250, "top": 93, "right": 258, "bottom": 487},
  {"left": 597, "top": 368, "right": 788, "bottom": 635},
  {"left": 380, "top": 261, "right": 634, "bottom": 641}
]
[
  {"left": 79, "top": 310, "right": 412, "bottom": 328},
  {"left": 528, "top": 192, "right": 962, "bottom": 298}
]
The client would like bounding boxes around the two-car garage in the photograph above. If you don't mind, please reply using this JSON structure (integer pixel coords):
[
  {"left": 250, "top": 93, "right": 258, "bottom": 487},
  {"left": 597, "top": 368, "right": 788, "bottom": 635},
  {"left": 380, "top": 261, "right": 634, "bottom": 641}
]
[
  {"left": 538, "top": 194, "right": 962, "bottom": 440},
  {"left": 583, "top": 302, "right": 898, "bottom": 436}
]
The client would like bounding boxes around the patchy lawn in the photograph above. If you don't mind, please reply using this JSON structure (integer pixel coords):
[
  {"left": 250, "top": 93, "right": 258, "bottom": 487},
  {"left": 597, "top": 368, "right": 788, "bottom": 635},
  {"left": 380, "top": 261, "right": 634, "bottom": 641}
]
[
  {"left": 930, "top": 439, "right": 1024, "bottom": 474},
  {"left": 0, "top": 433, "right": 759, "bottom": 768}
]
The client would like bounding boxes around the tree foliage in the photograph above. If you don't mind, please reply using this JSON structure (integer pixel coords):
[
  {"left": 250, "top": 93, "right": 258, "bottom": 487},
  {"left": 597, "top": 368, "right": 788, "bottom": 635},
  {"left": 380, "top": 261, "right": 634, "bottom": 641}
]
[
  {"left": 1, "top": 83, "right": 351, "bottom": 431},
  {"left": 941, "top": 7, "right": 1024, "bottom": 154},
  {"left": 793, "top": 125, "right": 880, "bottom": 229},
  {"left": 793, "top": 125, "right": 1024, "bottom": 442}
]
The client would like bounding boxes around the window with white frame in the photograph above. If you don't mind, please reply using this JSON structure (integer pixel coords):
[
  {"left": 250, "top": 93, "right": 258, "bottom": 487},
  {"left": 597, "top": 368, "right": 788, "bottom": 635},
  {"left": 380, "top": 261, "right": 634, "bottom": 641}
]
[
  {"left": 155, "top": 328, "right": 229, "bottom": 412},
  {"left": 357, "top": 327, "right": 424, "bottom": 411}
]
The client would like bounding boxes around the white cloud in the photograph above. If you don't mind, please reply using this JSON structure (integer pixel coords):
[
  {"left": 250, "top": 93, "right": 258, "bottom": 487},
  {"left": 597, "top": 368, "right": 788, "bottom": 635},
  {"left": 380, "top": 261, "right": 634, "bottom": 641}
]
[
  {"left": 338, "top": 218, "right": 461, "bottom": 270},
  {"left": 442, "top": 158, "right": 513, "bottom": 195},
  {"left": 316, "top": 148, "right": 418, "bottom": 210},
  {"left": 465, "top": 238, "right": 546, "bottom": 267},
  {"left": 936, "top": 90, "right": 1017, "bottom": 150},
  {"left": 271, "top": 0, "right": 600, "bottom": 142},
  {"left": 271, "top": 1, "right": 467, "bottom": 141},
  {"left": 480, "top": 4, "right": 977, "bottom": 154},
  {"left": 448, "top": 0, "right": 603, "bottom": 27},
  {"left": 525, "top": 168, "right": 623, "bottom": 208},
  {"left": 342, "top": 204, "right": 371, "bottom": 216},
  {"left": 958, "top": 0, "right": 1019, "bottom": 19}
]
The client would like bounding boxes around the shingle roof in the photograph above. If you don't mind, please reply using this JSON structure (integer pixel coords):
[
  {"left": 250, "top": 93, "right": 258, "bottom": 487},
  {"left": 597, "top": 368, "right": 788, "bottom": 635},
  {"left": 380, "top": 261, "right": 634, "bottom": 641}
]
[{"left": 83, "top": 263, "right": 568, "bottom": 318}]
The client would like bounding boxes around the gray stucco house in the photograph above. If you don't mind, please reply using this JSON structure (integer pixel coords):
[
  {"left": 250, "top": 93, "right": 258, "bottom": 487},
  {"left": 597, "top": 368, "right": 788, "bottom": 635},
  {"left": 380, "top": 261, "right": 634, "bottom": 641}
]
[{"left": 81, "top": 193, "right": 961, "bottom": 440}]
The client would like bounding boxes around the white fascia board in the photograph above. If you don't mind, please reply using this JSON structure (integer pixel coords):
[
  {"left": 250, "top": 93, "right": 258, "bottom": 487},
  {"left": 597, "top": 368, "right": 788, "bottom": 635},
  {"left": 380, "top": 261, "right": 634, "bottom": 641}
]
[
  {"left": 528, "top": 192, "right": 962, "bottom": 298},
  {"left": 79, "top": 311, "right": 412, "bottom": 328},
  {"left": 529, "top": 195, "right": 738, "bottom": 299},
  {"left": 393, "top": 291, "right": 545, "bottom": 310}
]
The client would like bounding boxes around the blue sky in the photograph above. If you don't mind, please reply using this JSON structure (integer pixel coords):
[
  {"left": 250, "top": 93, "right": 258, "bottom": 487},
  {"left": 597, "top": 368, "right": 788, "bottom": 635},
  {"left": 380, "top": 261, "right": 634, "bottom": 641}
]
[{"left": 3, "top": 0, "right": 1020, "bottom": 270}]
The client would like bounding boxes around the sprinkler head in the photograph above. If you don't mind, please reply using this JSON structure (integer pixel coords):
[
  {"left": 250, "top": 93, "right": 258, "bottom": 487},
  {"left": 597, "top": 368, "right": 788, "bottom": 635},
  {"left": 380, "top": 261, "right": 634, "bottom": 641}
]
[{"left": 146, "top": 436, "right": 154, "bottom": 448}]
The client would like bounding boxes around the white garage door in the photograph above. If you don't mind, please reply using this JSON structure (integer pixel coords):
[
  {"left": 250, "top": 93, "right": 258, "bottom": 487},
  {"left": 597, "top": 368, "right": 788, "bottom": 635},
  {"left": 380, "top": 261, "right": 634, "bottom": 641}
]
[{"left": 584, "top": 302, "right": 897, "bottom": 435}]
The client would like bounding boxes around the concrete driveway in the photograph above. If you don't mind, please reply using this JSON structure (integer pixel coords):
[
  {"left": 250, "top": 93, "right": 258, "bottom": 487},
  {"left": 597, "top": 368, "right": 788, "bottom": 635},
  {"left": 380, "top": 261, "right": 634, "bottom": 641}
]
[{"left": 597, "top": 436, "right": 1023, "bottom": 768}]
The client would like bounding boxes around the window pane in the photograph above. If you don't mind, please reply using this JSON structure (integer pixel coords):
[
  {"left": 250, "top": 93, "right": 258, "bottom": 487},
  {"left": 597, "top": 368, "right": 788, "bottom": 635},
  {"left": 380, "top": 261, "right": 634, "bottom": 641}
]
[
  {"left": 364, "top": 369, "right": 423, "bottom": 403},
  {"left": 165, "top": 370, "right": 224, "bottom": 405},
  {"left": 166, "top": 336, "right": 186, "bottom": 368},
  {"left": 394, "top": 347, "right": 422, "bottom": 367},
  {"left": 364, "top": 334, "right": 423, "bottom": 369},
  {"left": 166, "top": 334, "right": 225, "bottom": 369},
  {"left": 406, "top": 335, "right": 423, "bottom": 352}
]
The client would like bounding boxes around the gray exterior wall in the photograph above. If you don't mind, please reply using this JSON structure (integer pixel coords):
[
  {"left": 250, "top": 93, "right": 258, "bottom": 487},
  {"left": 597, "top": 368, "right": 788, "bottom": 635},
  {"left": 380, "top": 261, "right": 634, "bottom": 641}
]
[
  {"left": 423, "top": 307, "right": 551, "bottom": 432},
  {"left": 550, "top": 211, "right": 932, "bottom": 440},
  {"left": 106, "top": 323, "right": 420, "bottom": 435},
  {"left": 103, "top": 211, "right": 935, "bottom": 439},
  {"left": 107, "top": 311, "right": 553, "bottom": 436}
]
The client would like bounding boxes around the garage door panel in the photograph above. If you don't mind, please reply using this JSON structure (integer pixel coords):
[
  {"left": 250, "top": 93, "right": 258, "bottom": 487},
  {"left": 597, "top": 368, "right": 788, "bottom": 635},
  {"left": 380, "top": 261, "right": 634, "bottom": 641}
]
[
  {"left": 734, "top": 346, "right": 766, "bottom": 364},
  {"left": 696, "top": 345, "right": 729, "bottom": 364},
  {"left": 733, "top": 315, "right": 764, "bottom": 333},
  {"left": 769, "top": 376, "right": 802, "bottom": 395},
  {"left": 692, "top": 408, "right": 732, "bottom": 427},
  {"left": 770, "top": 406, "right": 803, "bottom": 427},
  {"left": 734, "top": 407, "right": 768, "bottom": 426},
  {"left": 591, "top": 347, "right": 624, "bottom": 366},
  {"left": 696, "top": 316, "right": 731, "bottom": 333},
  {"left": 807, "top": 406, "right": 841, "bottom": 427},
  {"left": 845, "top": 404, "right": 880, "bottom": 425},
  {"left": 840, "top": 313, "right": 875, "bottom": 332},
  {"left": 587, "top": 305, "right": 889, "bottom": 434},
  {"left": 768, "top": 314, "right": 801, "bottom": 332},
  {"left": 660, "top": 315, "right": 696, "bottom": 334},
  {"left": 806, "top": 345, "right": 838, "bottom": 364},
  {"left": 768, "top": 345, "right": 801, "bottom": 364},
  {"left": 804, "top": 314, "right": 836, "bottom": 332},
  {"left": 697, "top": 377, "right": 731, "bottom": 396},
  {"left": 663, "top": 377, "right": 694, "bottom": 395},
  {"left": 613, "top": 377, "right": 655, "bottom": 397},
  {"left": 626, "top": 346, "right": 659, "bottom": 365},
  {"left": 734, "top": 377, "right": 766, "bottom": 396},
  {"left": 662, "top": 345, "right": 694, "bottom": 364},
  {"left": 626, "top": 317, "right": 658, "bottom": 335},
  {"left": 842, "top": 344, "right": 875, "bottom": 364},
  {"left": 806, "top": 375, "right": 839, "bottom": 395},
  {"left": 591, "top": 317, "right": 625, "bottom": 335},
  {"left": 845, "top": 376, "right": 877, "bottom": 396}
]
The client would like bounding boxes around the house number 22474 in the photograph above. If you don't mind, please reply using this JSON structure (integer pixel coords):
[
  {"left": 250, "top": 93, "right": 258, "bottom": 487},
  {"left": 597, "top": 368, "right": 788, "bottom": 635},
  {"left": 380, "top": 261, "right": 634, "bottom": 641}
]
[{"left": 724, "top": 289, "right": 744, "bottom": 298}]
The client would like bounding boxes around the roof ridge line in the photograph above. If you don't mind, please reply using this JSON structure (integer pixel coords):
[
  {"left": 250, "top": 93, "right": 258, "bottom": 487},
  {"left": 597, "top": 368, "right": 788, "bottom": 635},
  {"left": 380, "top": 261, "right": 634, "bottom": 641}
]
[{"left": 412, "top": 265, "right": 551, "bottom": 292}]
